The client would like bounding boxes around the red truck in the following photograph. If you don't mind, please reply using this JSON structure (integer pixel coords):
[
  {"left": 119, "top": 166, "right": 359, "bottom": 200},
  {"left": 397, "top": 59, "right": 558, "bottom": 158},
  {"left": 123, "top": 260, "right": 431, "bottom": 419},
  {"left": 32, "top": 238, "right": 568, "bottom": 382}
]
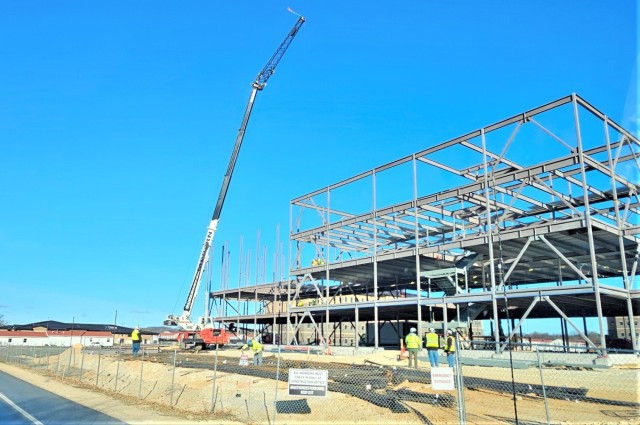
[{"left": 177, "top": 328, "right": 232, "bottom": 351}]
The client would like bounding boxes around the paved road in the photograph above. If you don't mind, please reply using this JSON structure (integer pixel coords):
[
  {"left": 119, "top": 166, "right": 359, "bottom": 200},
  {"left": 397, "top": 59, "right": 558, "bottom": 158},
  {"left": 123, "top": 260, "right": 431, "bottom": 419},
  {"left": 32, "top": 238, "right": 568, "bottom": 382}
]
[{"left": 0, "top": 370, "right": 124, "bottom": 425}]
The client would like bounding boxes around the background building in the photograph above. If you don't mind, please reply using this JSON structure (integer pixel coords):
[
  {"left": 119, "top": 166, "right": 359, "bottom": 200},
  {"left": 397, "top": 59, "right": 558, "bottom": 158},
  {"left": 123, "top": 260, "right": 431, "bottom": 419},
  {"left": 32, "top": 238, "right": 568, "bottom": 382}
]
[
  {"left": 607, "top": 316, "right": 639, "bottom": 340},
  {"left": 7, "top": 320, "right": 158, "bottom": 347}
]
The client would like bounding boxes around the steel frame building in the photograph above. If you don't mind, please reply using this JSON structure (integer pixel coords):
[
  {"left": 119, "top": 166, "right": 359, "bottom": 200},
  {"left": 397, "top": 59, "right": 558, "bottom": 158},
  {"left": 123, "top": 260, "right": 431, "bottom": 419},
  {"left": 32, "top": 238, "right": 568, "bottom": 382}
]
[{"left": 210, "top": 94, "right": 639, "bottom": 353}]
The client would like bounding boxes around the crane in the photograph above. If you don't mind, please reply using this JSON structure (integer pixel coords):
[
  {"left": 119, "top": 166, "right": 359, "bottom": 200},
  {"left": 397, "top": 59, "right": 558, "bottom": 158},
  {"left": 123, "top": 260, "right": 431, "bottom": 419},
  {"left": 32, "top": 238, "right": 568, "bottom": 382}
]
[{"left": 165, "top": 14, "right": 306, "bottom": 332}]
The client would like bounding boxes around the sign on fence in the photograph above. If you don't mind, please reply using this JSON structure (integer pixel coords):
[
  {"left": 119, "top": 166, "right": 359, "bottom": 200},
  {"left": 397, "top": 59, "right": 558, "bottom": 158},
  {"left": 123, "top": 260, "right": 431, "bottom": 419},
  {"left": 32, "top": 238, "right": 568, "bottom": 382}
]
[
  {"left": 288, "top": 368, "right": 328, "bottom": 397},
  {"left": 431, "top": 367, "right": 455, "bottom": 390},
  {"left": 239, "top": 354, "right": 249, "bottom": 367}
]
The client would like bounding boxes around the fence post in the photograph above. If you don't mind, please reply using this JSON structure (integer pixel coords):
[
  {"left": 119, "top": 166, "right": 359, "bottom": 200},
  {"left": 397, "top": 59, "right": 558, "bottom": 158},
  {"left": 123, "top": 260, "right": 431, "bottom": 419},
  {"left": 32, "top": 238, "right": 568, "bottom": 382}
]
[
  {"left": 454, "top": 335, "right": 466, "bottom": 425},
  {"left": 535, "top": 346, "right": 551, "bottom": 425},
  {"left": 114, "top": 348, "right": 120, "bottom": 392},
  {"left": 170, "top": 349, "right": 177, "bottom": 407},
  {"left": 46, "top": 349, "right": 50, "bottom": 371},
  {"left": 210, "top": 344, "right": 219, "bottom": 413},
  {"left": 96, "top": 351, "right": 101, "bottom": 387},
  {"left": 55, "top": 349, "right": 61, "bottom": 377},
  {"left": 63, "top": 347, "right": 72, "bottom": 382},
  {"left": 79, "top": 350, "right": 85, "bottom": 382},
  {"left": 62, "top": 352, "right": 68, "bottom": 382},
  {"left": 274, "top": 344, "right": 282, "bottom": 424},
  {"left": 138, "top": 348, "right": 145, "bottom": 400}
]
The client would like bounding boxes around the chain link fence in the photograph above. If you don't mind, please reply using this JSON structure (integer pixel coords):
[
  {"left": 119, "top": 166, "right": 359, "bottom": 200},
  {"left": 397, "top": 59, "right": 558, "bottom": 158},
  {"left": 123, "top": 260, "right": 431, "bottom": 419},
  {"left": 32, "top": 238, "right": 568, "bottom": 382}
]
[{"left": 1, "top": 342, "right": 638, "bottom": 424}]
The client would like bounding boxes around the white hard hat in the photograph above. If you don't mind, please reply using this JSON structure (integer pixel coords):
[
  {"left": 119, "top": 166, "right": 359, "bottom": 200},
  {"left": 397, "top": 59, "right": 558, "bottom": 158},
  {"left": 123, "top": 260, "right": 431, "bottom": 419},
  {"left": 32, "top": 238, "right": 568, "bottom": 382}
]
[
  {"left": 447, "top": 329, "right": 453, "bottom": 335},
  {"left": 135, "top": 325, "right": 140, "bottom": 330},
  {"left": 410, "top": 327, "right": 416, "bottom": 333},
  {"left": 429, "top": 327, "right": 435, "bottom": 332}
]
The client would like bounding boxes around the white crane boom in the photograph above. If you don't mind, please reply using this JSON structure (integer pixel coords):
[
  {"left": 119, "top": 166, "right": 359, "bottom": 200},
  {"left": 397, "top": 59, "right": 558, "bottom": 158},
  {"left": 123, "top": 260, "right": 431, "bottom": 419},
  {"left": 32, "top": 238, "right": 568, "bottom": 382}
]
[{"left": 165, "top": 15, "right": 305, "bottom": 330}]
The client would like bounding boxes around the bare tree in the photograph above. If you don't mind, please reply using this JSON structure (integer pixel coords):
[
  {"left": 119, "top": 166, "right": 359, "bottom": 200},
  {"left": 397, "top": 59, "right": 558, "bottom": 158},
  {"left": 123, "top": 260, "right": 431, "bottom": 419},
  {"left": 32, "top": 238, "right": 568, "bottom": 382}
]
[{"left": 0, "top": 314, "right": 7, "bottom": 328}]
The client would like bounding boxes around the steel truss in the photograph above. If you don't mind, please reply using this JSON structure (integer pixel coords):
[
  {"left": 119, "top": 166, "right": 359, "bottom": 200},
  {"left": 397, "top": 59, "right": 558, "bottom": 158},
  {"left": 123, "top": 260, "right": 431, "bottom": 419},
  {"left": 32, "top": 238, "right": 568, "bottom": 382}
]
[
  {"left": 208, "top": 94, "right": 639, "bottom": 354},
  {"left": 286, "top": 94, "right": 639, "bottom": 353}
]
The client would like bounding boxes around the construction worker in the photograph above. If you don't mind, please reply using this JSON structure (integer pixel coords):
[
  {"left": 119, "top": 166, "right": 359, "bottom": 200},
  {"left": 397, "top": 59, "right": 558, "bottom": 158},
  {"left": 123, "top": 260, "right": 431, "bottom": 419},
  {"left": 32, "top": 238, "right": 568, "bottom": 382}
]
[
  {"left": 311, "top": 258, "right": 319, "bottom": 266},
  {"left": 404, "top": 327, "right": 422, "bottom": 368},
  {"left": 131, "top": 326, "right": 141, "bottom": 357},
  {"left": 444, "top": 329, "right": 456, "bottom": 368},
  {"left": 425, "top": 327, "right": 440, "bottom": 367},
  {"left": 241, "top": 338, "right": 264, "bottom": 366}
]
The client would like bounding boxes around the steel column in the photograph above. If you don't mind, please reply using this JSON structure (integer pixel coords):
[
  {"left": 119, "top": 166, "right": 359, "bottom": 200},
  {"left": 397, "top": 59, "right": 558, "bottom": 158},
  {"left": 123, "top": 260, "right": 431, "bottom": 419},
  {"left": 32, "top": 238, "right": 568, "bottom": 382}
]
[{"left": 572, "top": 94, "right": 608, "bottom": 353}]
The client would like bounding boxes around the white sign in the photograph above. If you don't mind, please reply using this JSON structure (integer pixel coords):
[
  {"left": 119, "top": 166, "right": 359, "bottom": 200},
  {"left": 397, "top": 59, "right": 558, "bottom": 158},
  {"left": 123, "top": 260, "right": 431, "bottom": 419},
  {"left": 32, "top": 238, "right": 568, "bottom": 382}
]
[
  {"left": 431, "top": 367, "right": 455, "bottom": 390},
  {"left": 239, "top": 354, "right": 249, "bottom": 367},
  {"left": 288, "top": 368, "right": 328, "bottom": 397}
]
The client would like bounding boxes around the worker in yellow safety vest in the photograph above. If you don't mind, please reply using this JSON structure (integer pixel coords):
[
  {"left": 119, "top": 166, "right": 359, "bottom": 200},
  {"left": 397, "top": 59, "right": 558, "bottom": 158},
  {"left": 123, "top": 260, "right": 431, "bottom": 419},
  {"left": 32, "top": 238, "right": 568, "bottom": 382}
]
[
  {"left": 404, "top": 327, "right": 422, "bottom": 368},
  {"left": 425, "top": 327, "right": 440, "bottom": 367},
  {"left": 444, "top": 329, "right": 456, "bottom": 368},
  {"left": 131, "top": 326, "right": 141, "bottom": 357},
  {"left": 241, "top": 338, "right": 264, "bottom": 366}
]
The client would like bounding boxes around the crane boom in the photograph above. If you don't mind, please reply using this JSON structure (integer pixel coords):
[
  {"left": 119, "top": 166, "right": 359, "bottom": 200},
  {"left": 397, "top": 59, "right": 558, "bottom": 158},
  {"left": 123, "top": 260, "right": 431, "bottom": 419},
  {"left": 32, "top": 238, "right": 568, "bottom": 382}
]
[{"left": 165, "top": 15, "right": 305, "bottom": 330}]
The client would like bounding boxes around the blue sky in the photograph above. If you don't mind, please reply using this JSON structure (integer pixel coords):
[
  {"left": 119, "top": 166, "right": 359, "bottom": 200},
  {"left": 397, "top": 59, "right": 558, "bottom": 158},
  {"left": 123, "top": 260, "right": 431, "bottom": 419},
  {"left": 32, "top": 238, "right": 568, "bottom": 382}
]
[{"left": 0, "top": 2, "right": 637, "bottom": 330}]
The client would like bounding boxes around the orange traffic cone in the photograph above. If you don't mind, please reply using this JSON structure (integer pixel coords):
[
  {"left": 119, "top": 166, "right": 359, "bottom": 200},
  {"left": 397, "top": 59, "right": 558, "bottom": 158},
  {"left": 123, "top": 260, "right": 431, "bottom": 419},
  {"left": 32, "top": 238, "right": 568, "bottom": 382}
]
[{"left": 398, "top": 339, "right": 408, "bottom": 360}]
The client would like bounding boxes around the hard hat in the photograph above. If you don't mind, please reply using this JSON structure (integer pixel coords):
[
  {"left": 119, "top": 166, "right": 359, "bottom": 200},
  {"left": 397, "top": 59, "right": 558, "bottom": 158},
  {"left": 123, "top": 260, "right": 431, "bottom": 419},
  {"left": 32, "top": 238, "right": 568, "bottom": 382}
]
[
  {"left": 247, "top": 339, "right": 252, "bottom": 345},
  {"left": 135, "top": 325, "right": 140, "bottom": 330},
  {"left": 410, "top": 327, "right": 416, "bottom": 333},
  {"left": 429, "top": 327, "right": 435, "bottom": 332},
  {"left": 447, "top": 329, "right": 453, "bottom": 335}
]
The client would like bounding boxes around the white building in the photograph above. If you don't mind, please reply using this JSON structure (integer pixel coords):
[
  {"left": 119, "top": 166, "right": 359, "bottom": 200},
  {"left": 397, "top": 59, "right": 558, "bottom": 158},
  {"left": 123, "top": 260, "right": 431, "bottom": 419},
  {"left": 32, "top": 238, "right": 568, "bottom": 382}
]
[
  {"left": 0, "top": 331, "right": 48, "bottom": 346},
  {"left": 46, "top": 330, "right": 113, "bottom": 347},
  {"left": 0, "top": 330, "right": 113, "bottom": 347}
]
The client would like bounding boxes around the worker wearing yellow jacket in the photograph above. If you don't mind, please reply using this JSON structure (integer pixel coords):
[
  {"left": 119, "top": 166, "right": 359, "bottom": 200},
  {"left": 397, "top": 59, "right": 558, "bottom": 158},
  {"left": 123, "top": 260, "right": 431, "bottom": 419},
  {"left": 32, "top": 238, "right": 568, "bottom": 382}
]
[
  {"left": 405, "top": 327, "right": 422, "bottom": 368},
  {"left": 242, "top": 338, "right": 264, "bottom": 366},
  {"left": 444, "top": 329, "right": 456, "bottom": 368},
  {"left": 425, "top": 327, "right": 440, "bottom": 367},
  {"left": 131, "top": 326, "right": 141, "bottom": 357}
]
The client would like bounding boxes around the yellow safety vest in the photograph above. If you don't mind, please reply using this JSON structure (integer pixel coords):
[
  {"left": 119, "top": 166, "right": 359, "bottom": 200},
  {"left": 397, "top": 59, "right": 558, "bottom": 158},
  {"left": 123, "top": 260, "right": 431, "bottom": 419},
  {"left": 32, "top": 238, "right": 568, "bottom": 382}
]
[
  {"left": 405, "top": 333, "right": 421, "bottom": 349},
  {"left": 251, "top": 340, "right": 263, "bottom": 353},
  {"left": 446, "top": 336, "right": 456, "bottom": 353},
  {"left": 131, "top": 329, "right": 140, "bottom": 342},
  {"left": 426, "top": 332, "right": 439, "bottom": 348}
]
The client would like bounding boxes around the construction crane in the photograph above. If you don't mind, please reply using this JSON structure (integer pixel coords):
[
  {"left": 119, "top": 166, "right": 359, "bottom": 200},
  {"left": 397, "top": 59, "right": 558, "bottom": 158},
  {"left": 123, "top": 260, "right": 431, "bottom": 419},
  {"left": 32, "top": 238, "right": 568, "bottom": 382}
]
[{"left": 165, "top": 14, "right": 305, "bottom": 333}]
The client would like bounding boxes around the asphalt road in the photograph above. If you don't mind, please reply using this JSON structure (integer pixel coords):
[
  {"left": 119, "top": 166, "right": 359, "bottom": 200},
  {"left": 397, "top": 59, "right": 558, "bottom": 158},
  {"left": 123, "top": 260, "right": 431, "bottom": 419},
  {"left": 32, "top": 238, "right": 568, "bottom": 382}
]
[{"left": 0, "top": 370, "right": 124, "bottom": 425}]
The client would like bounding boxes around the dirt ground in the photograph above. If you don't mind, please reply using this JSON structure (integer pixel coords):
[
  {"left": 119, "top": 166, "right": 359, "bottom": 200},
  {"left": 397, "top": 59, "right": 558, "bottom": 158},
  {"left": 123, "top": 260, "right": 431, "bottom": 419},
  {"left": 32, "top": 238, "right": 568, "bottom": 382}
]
[
  {"left": 2, "top": 346, "right": 639, "bottom": 425},
  {"left": 0, "top": 361, "right": 238, "bottom": 424}
]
